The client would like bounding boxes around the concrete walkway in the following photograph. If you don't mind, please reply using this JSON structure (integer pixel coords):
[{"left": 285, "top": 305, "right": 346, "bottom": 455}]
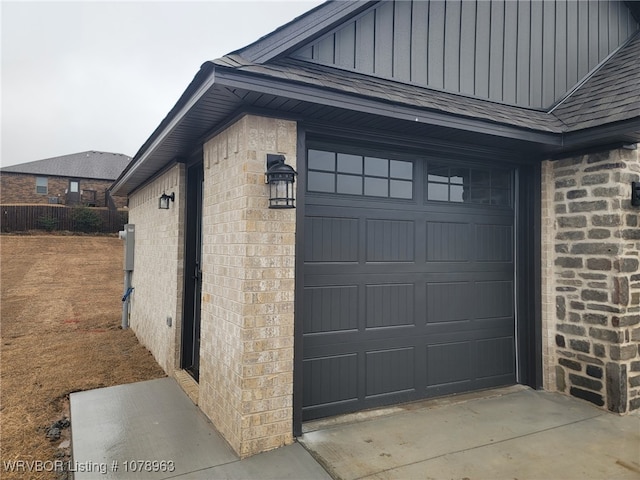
[
  {"left": 70, "top": 378, "right": 330, "bottom": 479},
  {"left": 71, "top": 379, "right": 640, "bottom": 480}
]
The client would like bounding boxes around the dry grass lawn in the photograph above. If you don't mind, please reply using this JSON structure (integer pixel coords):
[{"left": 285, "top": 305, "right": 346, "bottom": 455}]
[{"left": 1, "top": 235, "right": 165, "bottom": 479}]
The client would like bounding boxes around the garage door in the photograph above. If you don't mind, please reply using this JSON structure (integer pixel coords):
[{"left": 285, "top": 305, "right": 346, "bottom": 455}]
[{"left": 302, "top": 146, "right": 516, "bottom": 420}]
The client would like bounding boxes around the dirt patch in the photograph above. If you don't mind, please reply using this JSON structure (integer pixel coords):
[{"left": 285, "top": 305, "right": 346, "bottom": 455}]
[{"left": 1, "top": 235, "right": 166, "bottom": 480}]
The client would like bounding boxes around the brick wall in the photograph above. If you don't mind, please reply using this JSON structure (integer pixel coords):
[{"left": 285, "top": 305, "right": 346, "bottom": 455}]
[
  {"left": 199, "top": 115, "right": 297, "bottom": 458},
  {"left": 0, "top": 172, "right": 127, "bottom": 207},
  {"left": 542, "top": 147, "right": 640, "bottom": 413},
  {"left": 128, "top": 164, "right": 185, "bottom": 376}
]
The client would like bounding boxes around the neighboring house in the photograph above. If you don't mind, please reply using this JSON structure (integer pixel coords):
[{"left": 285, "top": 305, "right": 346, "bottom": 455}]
[
  {"left": 1, "top": 151, "right": 131, "bottom": 208},
  {"left": 110, "top": 0, "right": 640, "bottom": 458}
]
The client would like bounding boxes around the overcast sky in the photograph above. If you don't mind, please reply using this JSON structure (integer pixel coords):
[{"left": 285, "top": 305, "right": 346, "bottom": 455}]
[{"left": 1, "top": 0, "right": 324, "bottom": 167}]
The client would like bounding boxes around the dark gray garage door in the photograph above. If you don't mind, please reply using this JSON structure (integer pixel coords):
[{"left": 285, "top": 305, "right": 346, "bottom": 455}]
[{"left": 302, "top": 146, "right": 516, "bottom": 420}]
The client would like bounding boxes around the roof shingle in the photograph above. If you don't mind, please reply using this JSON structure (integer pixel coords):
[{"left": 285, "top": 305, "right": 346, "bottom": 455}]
[
  {"left": 552, "top": 32, "right": 640, "bottom": 131},
  {"left": 213, "top": 55, "right": 567, "bottom": 133},
  {"left": 1, "top": 151, "right": 131, "bottom": 180}
]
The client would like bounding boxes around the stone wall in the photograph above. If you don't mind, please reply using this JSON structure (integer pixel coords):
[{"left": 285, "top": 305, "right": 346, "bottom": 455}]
[
  {"left": 128, "top": 164, "right": 185, "bottom": 375},
  {"left": 542, "top": 147, "right": 640, "bottom": 413},
  {"left": 0, "top": 172, "right": 127, "bottom": 207},
  {"left": 199, "top": 114, "right": 297, "bottom": 457}
]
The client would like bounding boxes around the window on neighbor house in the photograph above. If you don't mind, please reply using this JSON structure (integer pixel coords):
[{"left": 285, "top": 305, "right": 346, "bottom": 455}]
[{"left": 36, "top": 177, "right": 48, "bottom": 195}]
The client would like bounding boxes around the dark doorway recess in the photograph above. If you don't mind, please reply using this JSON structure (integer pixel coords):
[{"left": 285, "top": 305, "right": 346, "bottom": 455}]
[{"left": 182, "top": 162, "right": 204, "bottom": 381}]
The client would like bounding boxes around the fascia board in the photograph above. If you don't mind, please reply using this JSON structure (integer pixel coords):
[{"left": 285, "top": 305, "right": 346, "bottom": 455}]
[
  {"left": 111, "top": 69, "right": 217, "bottom": 195},
  {"left": 213, "top": 70, "right": 562, "bottom": 146},
  {"left": 563, "top": 117, "right": 640, "bottom": 146}
]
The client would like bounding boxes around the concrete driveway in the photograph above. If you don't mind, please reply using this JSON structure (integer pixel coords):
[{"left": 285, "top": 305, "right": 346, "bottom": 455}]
[
  {"left": 71, "top": 380, "right": 639, "bottom": 479},
  {"left": 299, "top": 385, "right": 640, "bottom": 480}
]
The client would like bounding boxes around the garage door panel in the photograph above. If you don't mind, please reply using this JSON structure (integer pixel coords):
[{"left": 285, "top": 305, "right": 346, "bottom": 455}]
[
  {"left": 474, "top": 280, "right": 515, "bottom": 319},
  {"left": 304, "top": 216, "right": 359, "bottom": 262},
  {"left": 303, "top": 354, "right": 358, "bottom": 407},
  {"left": 365, "top": 347, "right": 416, "bottom": 397},
  {"left": 476, "top": 224, "right": 514, "bottom": 262},
  {"left": 365, "top": 283, "right": 415, "bottom": 328},
  {"left": 304, "top": 285, "right": 359, "bottom": 333},
  {"left": 426, "top": 338, "right": 515, "bottom": 389},
  {"left": 426, "top": 282, "right": 472, "bottom": 322},
  {"left": 365, "top": 219, "right": 415, "bottom": 262},
  {"left": 426, "top": 222, "right": 471, "bottom": 261},
  {"left": 426, "top": 341, "right": 472, "bottom": 386},
  {"left": 476, "top": 337, "right": 515, "bottom": 379}
]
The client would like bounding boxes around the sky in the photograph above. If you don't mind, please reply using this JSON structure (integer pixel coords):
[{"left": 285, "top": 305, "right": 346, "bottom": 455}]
[{"left": 1, "top": 0, "right": 324, "bottom": 167}]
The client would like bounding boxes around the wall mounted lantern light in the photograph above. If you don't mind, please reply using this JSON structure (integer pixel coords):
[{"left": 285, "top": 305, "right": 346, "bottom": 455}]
[
  {"left": 632, "top": 182, "right": 640, "bottom": 207},
  {"left": 159, "top": 192, "right": 175, "bottom": 209},
  {"left": 265, "top": 154, "right": 297, "bottom": 209}
]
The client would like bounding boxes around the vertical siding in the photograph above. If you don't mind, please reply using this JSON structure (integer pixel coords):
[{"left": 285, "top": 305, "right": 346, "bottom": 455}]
[
  {"left": 428, "top": 1, "right": 445, "bottom": 89},
  {"left": 292, "top": 0, "right": 638, "bottom": 109},
  {"left": 335, "top": 22, "right": 355, "bottom": 68},
  {"left": 577, "top": 1, "right": 590, "bottom": 78},
  {"left": 355, "top": 10, "right": 375, "bottom": 73},
  {"left": 393, "top": 0, "right": 412, "bottom": 81},
  {"left": 566, "top": 1, "right": 579, "bottom": 87},
  {"left": 503, "top": 1, "right": 518, "bottom": 104},
  {"left": 542, "top": 1, "right": 557, "bottom": 107},
  {"left": 489, "top": 0, "right": 505, "bottom": 101},
  {"left": 474, "top": 1, "right": 491, "bottom": 98},
  {"left": 411, "top": 0, "right": 429, "bottom": 84},
  {"left": 554, "top": 1, "right": 568, "bottom": 103},
  {"left": 529, "top": 0, "right": 544, "bottom": 106},
  {"left": 516, "top": 0, "right": 532, "bottom": 106},
  {"left": 374, "top": 1, "right": 394, "bottom": 78},
  {"left": 459, "top": 0, "right": 476, "bottom": 95},
  {"left": 444, "top": 0, "right": 461, "bottom": 92}
]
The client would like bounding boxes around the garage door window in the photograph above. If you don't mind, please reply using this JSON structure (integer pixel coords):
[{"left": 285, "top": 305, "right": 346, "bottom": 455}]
[
  {"left": 426, "top": 162, "right": 511, "bottom": 206},
  {"left": 308, "top": 149, "right": 413, "bottom": 199}
]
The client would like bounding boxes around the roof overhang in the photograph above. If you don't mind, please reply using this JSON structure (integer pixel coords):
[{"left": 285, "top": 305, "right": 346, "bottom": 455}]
[{"left": 112, "top": 65, "right": 640, "bottom": 196}]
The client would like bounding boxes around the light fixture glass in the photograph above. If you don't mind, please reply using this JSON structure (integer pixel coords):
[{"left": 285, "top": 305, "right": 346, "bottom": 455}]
[
  {"left": 265, "top": 154, "right": 297, "bottom": 209},
  {"left": 159, "top": 192, "right": 175, "bottom": 209}
]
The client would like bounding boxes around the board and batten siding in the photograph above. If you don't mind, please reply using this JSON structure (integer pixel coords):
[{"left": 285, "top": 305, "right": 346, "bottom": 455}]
[{"left": 292, "top": 0, "right": 639, "bottom": 109}]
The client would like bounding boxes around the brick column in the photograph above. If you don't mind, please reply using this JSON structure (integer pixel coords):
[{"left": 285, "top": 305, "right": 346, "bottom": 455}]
[
  {"left": 542, "top": 147, "right": 640, "bottom": 413},
  {"left": 199, "top": 115, "right": 297, "bottom": 457}
]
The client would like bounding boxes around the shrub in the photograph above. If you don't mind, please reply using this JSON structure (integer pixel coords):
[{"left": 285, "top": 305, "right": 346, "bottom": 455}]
[
  {"left": 37, "top": 216, "right": 58, "bottom": 232},
  {"left": 71, "top": 206, "right": 102, "bottom": 233}
]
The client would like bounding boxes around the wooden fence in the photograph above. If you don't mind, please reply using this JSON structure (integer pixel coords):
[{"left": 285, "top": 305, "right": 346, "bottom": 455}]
[{"left": 1, "top": 205, "right": 128, "bottom": 233}]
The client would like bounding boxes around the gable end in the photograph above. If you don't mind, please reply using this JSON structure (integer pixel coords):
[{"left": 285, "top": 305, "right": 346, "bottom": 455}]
[{"left": 291, "top": 0, "right": 639, "bottom": 110}]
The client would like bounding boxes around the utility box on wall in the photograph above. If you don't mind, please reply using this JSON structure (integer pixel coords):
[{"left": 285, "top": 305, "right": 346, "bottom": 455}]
[{"left": 119, "top": 224, "right": 135, "bottom": 271}]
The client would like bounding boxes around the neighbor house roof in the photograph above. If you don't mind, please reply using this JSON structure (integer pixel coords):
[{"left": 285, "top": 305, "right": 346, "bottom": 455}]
[
  {"left": 1, "top": 151, "right": 131, "bottom": 181},
  {"left": 112, "top": 0, "right": 640, "bottom": 196}
]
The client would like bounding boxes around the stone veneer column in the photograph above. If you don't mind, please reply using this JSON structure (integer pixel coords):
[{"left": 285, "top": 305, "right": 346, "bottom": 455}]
[
  {"left": 542, "top": 147, "right": 640, "bottom": 413},
  {"left": 199, "top": 115, "right": 297, "bottom": 457}
]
